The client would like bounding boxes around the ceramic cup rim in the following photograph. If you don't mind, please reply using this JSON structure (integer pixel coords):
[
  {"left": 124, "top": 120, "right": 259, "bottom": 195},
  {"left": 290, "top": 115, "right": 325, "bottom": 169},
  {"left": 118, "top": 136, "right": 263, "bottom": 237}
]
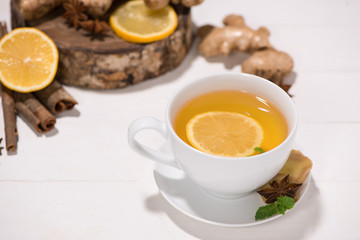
[{"left": 165, "top": 72, "right": 298, "bottom": 161}]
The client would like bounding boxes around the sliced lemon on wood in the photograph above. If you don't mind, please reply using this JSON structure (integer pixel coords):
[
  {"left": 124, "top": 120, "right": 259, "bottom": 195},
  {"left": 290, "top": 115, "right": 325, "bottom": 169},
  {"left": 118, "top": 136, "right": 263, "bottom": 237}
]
[
  {"left": 0, "top": 27, "right": 58, "bottom": 93},
  {"left": 110, "top": 0, "right": 178, "bottom": 43},
  {"left": 186, "top": 111, "right": 264, "bottom": 157}
]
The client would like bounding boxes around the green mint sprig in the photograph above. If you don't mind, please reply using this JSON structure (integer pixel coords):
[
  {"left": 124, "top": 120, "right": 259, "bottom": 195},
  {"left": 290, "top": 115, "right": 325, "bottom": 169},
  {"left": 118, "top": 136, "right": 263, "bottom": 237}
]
[
  {"left": 255, "top": 196, "right": 295, "bottom": 220},
  {"left": 254, "top": 147, "right": 265, "bottom": 154}
]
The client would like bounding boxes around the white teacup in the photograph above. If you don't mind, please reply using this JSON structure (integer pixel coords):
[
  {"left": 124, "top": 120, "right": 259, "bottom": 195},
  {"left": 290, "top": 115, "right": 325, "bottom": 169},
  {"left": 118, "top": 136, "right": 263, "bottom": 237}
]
[{"left": 128, "top": 72, "right": 297, "bottom": 199}]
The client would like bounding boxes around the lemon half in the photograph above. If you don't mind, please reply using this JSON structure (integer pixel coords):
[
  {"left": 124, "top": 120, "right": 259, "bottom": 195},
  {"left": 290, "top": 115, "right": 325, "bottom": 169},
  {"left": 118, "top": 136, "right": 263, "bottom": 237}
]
[
  {"left": 110, "top": 0, "right": 178, "bottom": 43},
  {"left": 186, "top": 111, "right": 264, "bottom": 157},
  {"left": 0, "top": 27, "right": 58, "bottom": 93}
]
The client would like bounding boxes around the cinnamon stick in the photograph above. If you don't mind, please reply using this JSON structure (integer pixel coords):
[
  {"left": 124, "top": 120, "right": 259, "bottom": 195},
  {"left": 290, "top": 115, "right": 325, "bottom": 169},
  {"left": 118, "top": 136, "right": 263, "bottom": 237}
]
[
  {"left": 34, "top": 80, "right": 78, "bottom": 114},
  {"left": 13, "top": 92, "right": 56, "bottom": 133},
  {"left": 1, "top": 84, "right": 18, "bottom": 151},
  {"left": 0, "top": 22, "right": 18, "bottom": 152},
  {"left": 0, "top": 138, "right": 4, "bottom": 155},
  {"left": 0, "top": 21, "right": 7, "bottom": 36}
]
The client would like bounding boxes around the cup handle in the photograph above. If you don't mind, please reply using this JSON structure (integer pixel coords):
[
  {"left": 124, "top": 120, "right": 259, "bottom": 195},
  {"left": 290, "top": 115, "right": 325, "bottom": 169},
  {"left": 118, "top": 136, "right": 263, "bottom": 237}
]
[{"left": 128, "top": 117, "right": 180, "bottom": 169}]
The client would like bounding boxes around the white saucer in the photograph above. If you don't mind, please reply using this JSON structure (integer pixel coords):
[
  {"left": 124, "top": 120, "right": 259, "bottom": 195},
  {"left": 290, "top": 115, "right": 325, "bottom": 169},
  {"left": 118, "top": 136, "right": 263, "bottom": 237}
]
[{"left": 153, "top": 163, "right": 311, "bottom": 227}]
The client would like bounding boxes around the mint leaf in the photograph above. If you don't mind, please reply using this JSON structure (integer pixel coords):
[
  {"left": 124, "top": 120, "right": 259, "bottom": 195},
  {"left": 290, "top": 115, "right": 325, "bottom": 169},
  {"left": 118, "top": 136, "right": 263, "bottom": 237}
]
[
  {"left": 255, "top": 204, "right": 278, "bottom": 220},
  {"left": 254, "top": 147, "right": 265, "bottom": 153},
  {"left": 255, "top": 196, "right": 295, "bottom": 220},
  {"left": 276, "top": 196, "right": 295, "bottom": 215}
]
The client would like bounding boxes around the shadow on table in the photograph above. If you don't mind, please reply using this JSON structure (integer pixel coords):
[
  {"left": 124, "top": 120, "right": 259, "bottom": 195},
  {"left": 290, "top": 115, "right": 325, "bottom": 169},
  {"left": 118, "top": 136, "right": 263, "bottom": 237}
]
[
  {"left": 56, "top": 108, "right": 81, "bottom": 119},
  {"left": 204, "top": 51, "right": 251, "bottom": 70},
  {"left": 15, "top": 103, "right": 80, "bottom": 138},
  {"left": 145, "top": 178, "right": 321, "bottom": 240}
]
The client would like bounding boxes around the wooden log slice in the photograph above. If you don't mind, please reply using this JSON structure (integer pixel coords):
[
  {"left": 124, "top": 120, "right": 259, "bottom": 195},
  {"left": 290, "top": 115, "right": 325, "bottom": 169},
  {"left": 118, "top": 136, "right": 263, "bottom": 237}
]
[{"left": 11, "top": 0, "right": 193, "bottom": 89}]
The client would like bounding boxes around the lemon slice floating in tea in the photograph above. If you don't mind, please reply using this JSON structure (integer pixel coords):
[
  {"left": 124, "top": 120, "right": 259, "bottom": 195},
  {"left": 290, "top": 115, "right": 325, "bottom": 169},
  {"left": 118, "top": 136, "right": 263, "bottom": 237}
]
[
  {"left": 0, "top": 27, "right": 58, "bottom": 93},
  {"left": 110, "top": 0, "right": 178, "bottom": 43},
  {"left": 186, "top": 111, "right": 264, "bottom": 157}
]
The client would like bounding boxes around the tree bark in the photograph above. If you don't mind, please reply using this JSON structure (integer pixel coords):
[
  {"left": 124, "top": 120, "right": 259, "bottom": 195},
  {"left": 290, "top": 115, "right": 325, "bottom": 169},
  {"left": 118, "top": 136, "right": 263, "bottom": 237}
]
[{"left": 11, "top": 0, "right": 194, "bottom": 89}]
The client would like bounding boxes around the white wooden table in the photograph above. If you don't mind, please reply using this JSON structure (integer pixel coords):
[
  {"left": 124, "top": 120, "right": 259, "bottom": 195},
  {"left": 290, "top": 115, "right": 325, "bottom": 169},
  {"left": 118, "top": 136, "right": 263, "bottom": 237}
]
[{"left": 1, "top": 0, "right": 360, "bottom": 239}]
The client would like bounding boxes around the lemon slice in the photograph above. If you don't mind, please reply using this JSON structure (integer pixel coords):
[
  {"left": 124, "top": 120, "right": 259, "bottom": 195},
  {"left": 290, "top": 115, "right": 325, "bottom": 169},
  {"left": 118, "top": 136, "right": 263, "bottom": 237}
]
[
  {"left": 110, "top": 0, "right": 178, "bottom": 43},
  {"left": 186, "top": 111, "right": 264, "bottom": 157},
  {"left": 0, "top": 27, "right": 58, "bottom": 93}
]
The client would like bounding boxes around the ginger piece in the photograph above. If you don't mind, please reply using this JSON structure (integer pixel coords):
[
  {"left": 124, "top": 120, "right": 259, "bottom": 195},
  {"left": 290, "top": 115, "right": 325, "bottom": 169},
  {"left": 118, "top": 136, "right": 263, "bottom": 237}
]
[
  {"left": 144, "top": 0, "right": 169, "bottom": 10},
  {"left": 197, "top": 15, "right": 271, "bottom": 57},
  {"left": 21, "top": 0, "right": 63, "bottom": 20},
  {"left": 20, "top": 0, "right": 113, "bottom": 20},
  {"left": 79, "top": 0, "right": 113, "bottom": 18},
  {"left": 179, "top": 0, "right": 204, "bottom": 7},
  {"left": 144, "top": 0, "right": 203, "bottom": 10},
  {"left": 276, "top": 150, "right": 313, "bottom": 184},
  {"left": 197, "top": 14, "right": 294, "bottom": 93},
  {"left": 241, "top": 49, "right": 294, "bottom": 84},
  {"left": 258, "top": 150, "right": 313, "bottom": 202}
]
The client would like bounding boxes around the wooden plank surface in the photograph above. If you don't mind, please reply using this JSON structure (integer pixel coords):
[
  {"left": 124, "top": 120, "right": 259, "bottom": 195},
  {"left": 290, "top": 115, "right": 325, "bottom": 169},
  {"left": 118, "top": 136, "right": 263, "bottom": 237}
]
[{"left": 1, "top": 0, "right": 360, "bottom": 239}]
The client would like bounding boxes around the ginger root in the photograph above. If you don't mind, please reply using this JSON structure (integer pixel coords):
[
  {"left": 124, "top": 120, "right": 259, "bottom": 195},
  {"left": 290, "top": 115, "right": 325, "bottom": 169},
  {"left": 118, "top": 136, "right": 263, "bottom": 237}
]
[
  {"left": 197, "top": 14, "right": 294, "bottom": 92},
  {"left": 178, "top": 0, "right": 204, "bottom": 7},
  {"left": 20, "top": 0, "right": 113, "bottom": 20},
  {"left": 21, "top": 0, "right": 201, "bottom": 20},
  {"left": 197, "top": 15, "right": 271, "bottom": 57},
  {"left": 144, "top": 0, "right": 203, "bottom": 10},
  {"left": 241, "top": 49, "right": 294, "bottom": 84},
  {"left": 21, "top": 0, "right": 63, "bottom": 20},
  {"left": 79, "top": 0, "right": 113, "bottom": 18},
  {"left": 258, "top": 150, "right": 313, "bottom": 202},
  {"left": 144, "top": 0, "right": 169, "bottom": 10},
  {"left": 261, "top": 150, "right": 312, "bottom": 188}
]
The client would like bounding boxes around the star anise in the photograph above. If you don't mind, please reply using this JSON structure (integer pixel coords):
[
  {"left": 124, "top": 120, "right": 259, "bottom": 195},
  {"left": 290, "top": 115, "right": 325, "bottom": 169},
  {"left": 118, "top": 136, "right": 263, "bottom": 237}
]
[
  {"left": 257, "top": 174, "right": 302, "bottom": 204},
  {"left": 63, "top": 0, "right": 88, "bottom": 28},
  {"left": 79, "top": 19, "right": 111, "bottom": 35}
]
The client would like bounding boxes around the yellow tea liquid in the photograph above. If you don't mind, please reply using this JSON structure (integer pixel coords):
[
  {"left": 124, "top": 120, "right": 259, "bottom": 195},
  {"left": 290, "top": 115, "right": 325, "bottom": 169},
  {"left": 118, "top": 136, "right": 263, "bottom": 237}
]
[{"left": 173, "top": 90, "right": 288, "bottom": 153}]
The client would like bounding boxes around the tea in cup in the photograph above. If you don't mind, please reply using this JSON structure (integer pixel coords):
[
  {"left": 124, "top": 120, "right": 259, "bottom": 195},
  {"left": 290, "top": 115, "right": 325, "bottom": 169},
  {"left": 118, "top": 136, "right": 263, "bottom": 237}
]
[
  {"left": 128, "top": 72, "right": 297, "bottom": 198},
  {"left": 174, "top": 89, "right": 288, "bottom": 157}
]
